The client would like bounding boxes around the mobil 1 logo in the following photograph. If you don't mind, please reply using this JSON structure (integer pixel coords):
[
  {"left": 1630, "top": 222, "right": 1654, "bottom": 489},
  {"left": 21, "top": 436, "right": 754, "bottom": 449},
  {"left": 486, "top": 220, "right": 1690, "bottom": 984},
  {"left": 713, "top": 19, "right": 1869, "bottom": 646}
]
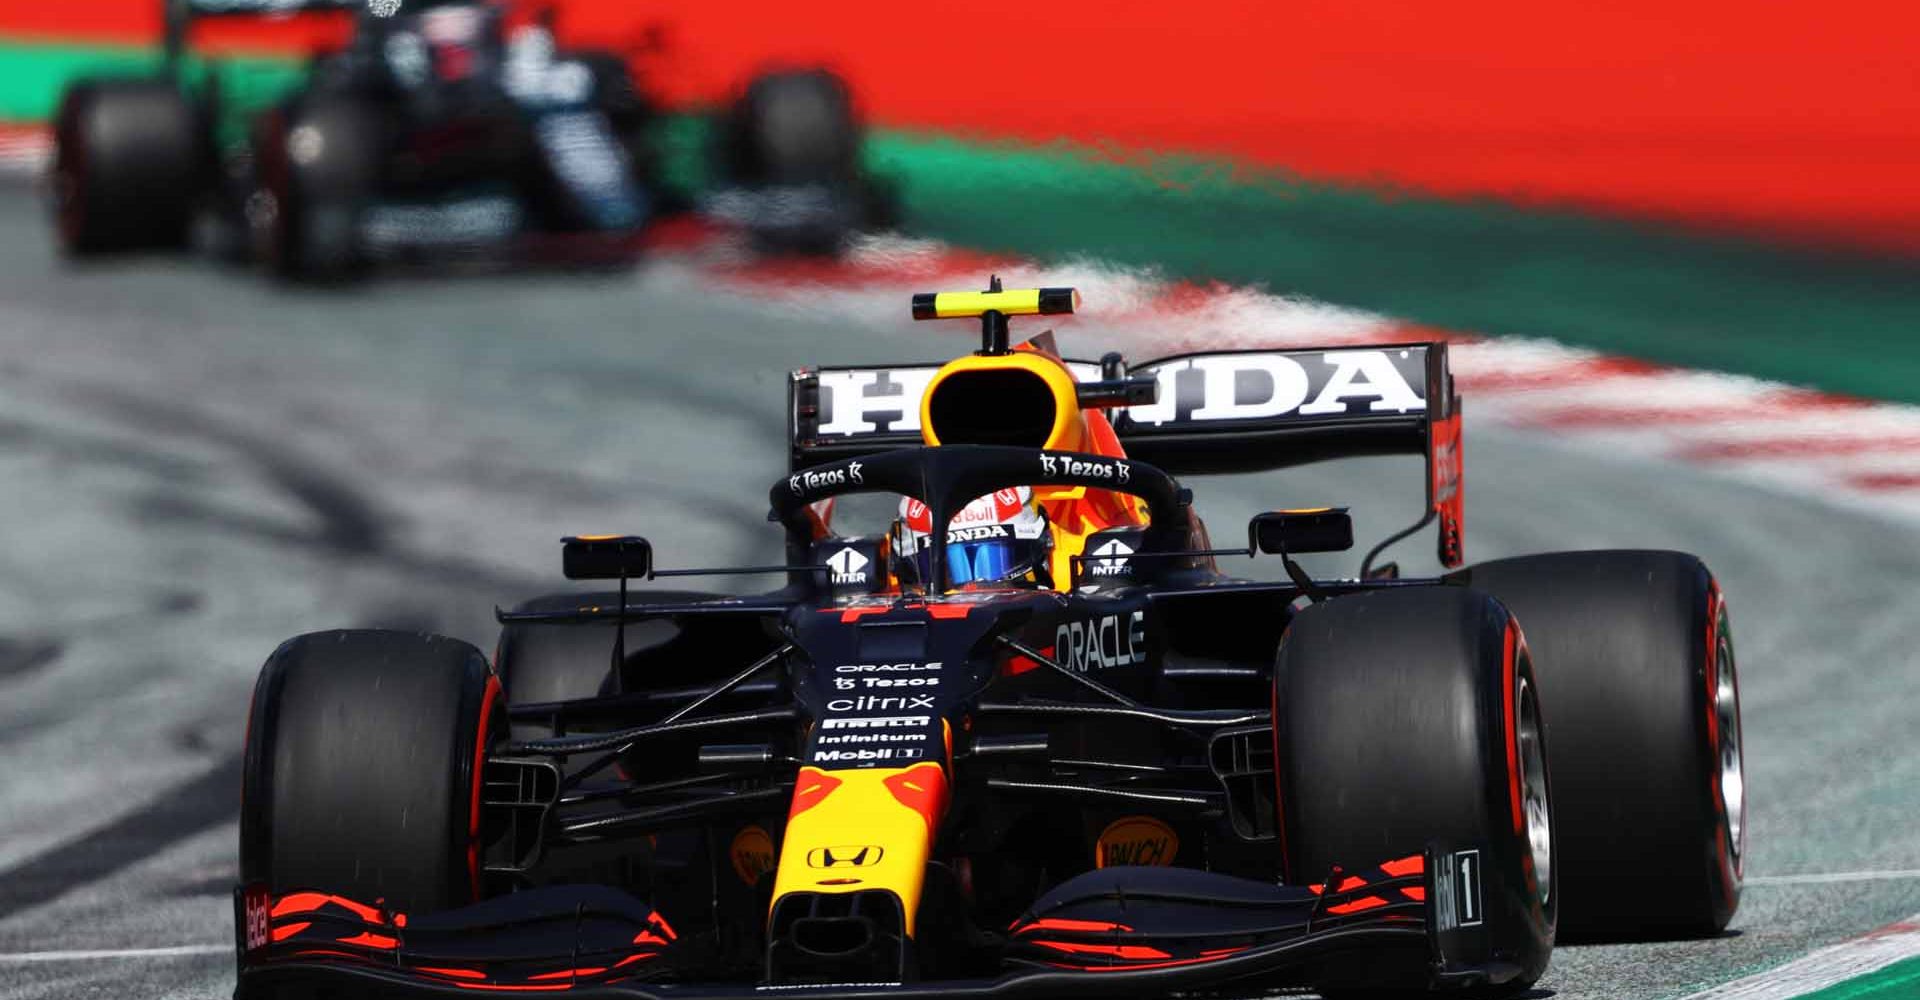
[{"left": 1431, "top": 849, "right": 1484, "bottom": 931}]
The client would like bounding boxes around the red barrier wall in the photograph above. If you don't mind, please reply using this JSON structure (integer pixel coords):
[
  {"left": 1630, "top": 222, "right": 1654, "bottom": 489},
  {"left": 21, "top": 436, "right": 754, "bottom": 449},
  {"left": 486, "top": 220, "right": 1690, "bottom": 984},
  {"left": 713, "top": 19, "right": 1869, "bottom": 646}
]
[{"left": 7, "top": 0, "right": 1917, "bottom": 251}]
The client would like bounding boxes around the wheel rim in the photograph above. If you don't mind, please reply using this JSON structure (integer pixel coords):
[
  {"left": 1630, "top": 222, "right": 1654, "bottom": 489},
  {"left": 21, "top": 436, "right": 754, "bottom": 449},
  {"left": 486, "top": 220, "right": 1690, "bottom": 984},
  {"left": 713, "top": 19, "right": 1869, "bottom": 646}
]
[
  {"left": 1716, "top": 628, "right": 1745, "bottom": 867},
  {"left": 1516, "top": 674, "right": 1552, "bottom": 907}
]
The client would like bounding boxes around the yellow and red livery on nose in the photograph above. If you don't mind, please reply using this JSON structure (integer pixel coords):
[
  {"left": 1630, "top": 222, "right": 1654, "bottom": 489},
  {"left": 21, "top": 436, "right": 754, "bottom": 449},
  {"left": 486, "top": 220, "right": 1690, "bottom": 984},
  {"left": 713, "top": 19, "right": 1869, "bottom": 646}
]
[{"left": 770, "top": 762, "right": 951, "bottom": 936}]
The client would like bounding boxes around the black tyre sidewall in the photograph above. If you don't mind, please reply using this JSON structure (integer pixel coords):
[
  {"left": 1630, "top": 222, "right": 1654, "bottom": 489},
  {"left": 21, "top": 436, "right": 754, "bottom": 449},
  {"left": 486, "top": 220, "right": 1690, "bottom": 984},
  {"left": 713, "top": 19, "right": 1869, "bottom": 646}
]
[
  {"left": 53, "top": 80, "right": 201, "bottom": 254},
  {"left": 720, "top": 69, "right": 858, "bottom": 188},
  {"left": 240, "top": 630, "right": 500, "bottom": 913},
  {"left": 1450, "top": 550, "right": 1741, "bottom": 940},
  {"left": 257, "top": 99, "right": 380, "bottom": 281},
  {"left": 1274, "top": 587, "right": 1554, "bottom": 993}
]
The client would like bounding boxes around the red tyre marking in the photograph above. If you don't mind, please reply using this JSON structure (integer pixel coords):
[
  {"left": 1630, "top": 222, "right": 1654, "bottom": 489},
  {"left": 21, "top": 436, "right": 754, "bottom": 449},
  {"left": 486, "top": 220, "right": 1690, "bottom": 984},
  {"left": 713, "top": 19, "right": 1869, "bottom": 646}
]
[
  {"left": 1503, "top": 621, "right": 1523, "bottom": 835},
  {"left": 1705, "top": 579, "right": 1743, "bottom": 892},
  {"left": 469, "top": 674, "right": 502, "bottom": 901},
  {"left": 1269, "top": 676, "right": 1292, "bottom": 880}
]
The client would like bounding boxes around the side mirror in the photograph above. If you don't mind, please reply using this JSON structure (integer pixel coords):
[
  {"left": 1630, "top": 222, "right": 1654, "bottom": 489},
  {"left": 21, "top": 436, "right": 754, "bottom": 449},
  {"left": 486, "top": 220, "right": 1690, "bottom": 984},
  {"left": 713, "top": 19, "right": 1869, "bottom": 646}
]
[
  {"left": 562, "top": 535, "right": 653, "bottom": 580},
  {"left": 1249, "top": 508, "right": 1353, "bottom": 555}
]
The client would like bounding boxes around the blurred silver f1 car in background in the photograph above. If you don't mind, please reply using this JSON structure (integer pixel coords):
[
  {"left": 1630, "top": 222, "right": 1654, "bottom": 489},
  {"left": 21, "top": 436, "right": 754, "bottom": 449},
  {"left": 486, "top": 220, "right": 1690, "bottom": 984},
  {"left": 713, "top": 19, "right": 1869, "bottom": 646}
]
[{"left": 51, "top": 0, "right": 891, "bottom": 279}]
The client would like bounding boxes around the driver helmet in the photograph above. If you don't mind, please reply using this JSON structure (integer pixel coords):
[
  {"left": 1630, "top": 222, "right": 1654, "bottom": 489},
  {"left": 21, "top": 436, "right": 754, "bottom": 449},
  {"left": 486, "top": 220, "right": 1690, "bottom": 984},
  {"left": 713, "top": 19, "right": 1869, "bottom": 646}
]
[{"left": 895, "top": 487, "right": 1052, "bottom": 589}]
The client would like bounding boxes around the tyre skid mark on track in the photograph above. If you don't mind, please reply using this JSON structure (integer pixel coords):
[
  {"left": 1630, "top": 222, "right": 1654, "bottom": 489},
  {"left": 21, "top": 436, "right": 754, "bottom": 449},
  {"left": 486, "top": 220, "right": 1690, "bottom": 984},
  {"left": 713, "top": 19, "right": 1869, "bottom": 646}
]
[
  {"left": 67, "top": 383, "right": 391, "bottom": 557},
  {"left": 49, "top": 378, "right": 549, "bottom": 597},
  {"left": 0, "top": 637, "right": 61, "bottom": 681},
  {"left": 0, "top": 380, "right": 538, "bottom": 921},
  {"left": 0, "top": 755, "right": 242, "bottom": 922}
]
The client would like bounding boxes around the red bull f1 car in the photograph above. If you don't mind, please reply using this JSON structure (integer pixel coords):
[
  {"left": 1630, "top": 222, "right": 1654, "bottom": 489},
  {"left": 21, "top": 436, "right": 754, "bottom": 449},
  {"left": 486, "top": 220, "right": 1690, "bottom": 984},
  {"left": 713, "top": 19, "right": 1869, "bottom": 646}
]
[{"left": 234, "top": 284, "right": 1746, "bottom": 997}]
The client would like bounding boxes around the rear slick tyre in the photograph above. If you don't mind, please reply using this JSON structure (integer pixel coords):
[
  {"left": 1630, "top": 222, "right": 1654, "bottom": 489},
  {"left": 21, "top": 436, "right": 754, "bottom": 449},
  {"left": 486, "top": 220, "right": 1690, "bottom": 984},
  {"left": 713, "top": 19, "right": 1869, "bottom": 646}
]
[
  {"left": 1274, "top": 587, "right": 1555, "bottom": 997},
  {"left": 239, "top": 629, "right": 501, "bottom": 914},
  {"left": 51, "top": 80, "right": 200, "bottom": 253}
]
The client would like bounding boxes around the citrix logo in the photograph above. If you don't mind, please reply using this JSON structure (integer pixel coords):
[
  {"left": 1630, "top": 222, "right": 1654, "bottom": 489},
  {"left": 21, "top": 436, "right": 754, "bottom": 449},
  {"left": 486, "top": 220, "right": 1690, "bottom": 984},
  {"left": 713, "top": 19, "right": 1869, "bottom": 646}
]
[{"left": 826, "top": 694, "right": 935, "bottom": 712}]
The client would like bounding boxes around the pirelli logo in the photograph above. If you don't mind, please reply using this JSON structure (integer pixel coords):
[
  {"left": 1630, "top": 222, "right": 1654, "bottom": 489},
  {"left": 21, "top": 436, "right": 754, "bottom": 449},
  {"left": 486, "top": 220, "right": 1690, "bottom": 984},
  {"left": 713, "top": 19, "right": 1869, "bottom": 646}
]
[{"left": 807, "top": 845, "right": 884, "bottom": 869}]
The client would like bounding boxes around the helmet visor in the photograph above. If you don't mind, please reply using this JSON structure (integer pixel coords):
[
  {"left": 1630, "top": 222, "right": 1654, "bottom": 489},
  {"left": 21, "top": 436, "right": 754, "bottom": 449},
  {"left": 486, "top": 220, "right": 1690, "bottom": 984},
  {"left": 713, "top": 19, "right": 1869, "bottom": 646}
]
[{"left": 944, "top": 538, "right": 1042, "bottom": 587}]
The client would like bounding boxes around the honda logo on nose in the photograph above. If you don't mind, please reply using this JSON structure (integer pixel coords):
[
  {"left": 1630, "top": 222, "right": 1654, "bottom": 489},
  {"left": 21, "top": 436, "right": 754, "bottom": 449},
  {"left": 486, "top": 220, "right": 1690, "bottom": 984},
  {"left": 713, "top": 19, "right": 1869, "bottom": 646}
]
[{"left": 807, "top": 845, "right": 884, "bottom": 869}]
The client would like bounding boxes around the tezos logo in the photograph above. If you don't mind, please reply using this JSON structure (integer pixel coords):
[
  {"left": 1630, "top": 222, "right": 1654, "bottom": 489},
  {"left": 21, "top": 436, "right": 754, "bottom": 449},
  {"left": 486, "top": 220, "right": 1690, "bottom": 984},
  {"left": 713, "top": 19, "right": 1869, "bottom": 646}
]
[
  {"left": 789, "top": 460, "right": 864, "bottom": 496},
  {"left": 827, "top": 547, "right": 869, "bottom": 585},
  {"left": 1040, "top": 453, "right": 1130, "bottom": 483}
]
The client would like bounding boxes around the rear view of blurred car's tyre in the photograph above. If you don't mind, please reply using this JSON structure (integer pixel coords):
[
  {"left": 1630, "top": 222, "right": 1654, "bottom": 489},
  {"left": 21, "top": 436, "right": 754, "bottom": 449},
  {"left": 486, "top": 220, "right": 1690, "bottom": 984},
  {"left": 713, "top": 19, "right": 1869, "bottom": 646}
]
[
  {"left": 51, "top": 80, "right": 202, "bottom": 254},
  {"left": 1450, "top": 550, "right": 1742, "bottom": 940},
  {"left": 255, "top": 99, "right": 382, "bottom": 282},
  {"left": 714, "top": 69, "right": 865, "bottom": 252},
  {"left": 239, "top": 629, "right": 500, "bottom": 914},
  {"left": 1274, "top": 587, "right": 1555, "bottom": 997},
  {"left": 721, "top": 69, "right": 858, "bottom": 188}
]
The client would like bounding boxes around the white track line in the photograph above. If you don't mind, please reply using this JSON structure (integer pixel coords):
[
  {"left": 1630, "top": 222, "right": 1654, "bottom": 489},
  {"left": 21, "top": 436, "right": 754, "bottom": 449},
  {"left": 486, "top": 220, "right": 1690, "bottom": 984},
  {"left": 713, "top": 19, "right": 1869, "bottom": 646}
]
[
  {"left": 0, "top": 126, "right": 49, "bottom": 175},
  {"left": 1682, "top": 913, "right": 1920, "bottom": 1000},
  {"left": 1749, "top": 870, "right": 1920, "bottom": 887},
  {"left": 0, "top": 943, "right": 229, "bottom": 963}
]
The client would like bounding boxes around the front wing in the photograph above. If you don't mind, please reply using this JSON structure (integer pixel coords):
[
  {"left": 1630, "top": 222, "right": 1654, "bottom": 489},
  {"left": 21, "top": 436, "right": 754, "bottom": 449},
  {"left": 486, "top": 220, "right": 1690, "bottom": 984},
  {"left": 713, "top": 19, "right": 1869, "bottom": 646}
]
[{"left": 234, "top": 847, "right": 1514, "bottom": 997}]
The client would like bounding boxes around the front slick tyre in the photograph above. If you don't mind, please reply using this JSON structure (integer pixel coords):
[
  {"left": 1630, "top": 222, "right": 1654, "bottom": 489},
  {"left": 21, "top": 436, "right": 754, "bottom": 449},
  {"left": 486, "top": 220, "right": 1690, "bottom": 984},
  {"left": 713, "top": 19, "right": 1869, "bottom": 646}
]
[
  {"left": 240, "top": 630, "right": 501, "bottom": 914},
  {"left": 1275, "top": 587, "right": 1554, "bottom": 997},
  {"left": 1449, "top": 550, "right": 1742, "bottom": 941}
]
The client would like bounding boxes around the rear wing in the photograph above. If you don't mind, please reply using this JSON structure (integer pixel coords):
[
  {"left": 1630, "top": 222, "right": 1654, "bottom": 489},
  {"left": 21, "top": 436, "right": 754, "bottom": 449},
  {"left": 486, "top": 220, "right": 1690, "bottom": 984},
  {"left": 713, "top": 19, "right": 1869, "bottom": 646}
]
[
  {"left": 165, "top": 0, "right": 360, "bottom": 63},
  {"left": 787, "top": 343, "right": 1464, "bottom": 567}
]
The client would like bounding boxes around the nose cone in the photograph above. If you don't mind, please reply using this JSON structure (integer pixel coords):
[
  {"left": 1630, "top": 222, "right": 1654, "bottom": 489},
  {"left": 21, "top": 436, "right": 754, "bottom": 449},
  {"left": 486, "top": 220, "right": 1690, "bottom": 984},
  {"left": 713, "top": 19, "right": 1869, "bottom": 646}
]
[{"left": 770, "top": 762, "right": 951, "bottom": 938}]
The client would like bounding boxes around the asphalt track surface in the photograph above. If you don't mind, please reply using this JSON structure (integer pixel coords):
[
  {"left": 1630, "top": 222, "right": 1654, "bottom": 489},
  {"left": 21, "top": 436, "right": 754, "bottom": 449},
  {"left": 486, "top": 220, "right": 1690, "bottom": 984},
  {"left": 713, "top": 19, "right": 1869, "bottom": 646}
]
[{"left": 0, "top": 178, "right": 1916, "bottom": 999}]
